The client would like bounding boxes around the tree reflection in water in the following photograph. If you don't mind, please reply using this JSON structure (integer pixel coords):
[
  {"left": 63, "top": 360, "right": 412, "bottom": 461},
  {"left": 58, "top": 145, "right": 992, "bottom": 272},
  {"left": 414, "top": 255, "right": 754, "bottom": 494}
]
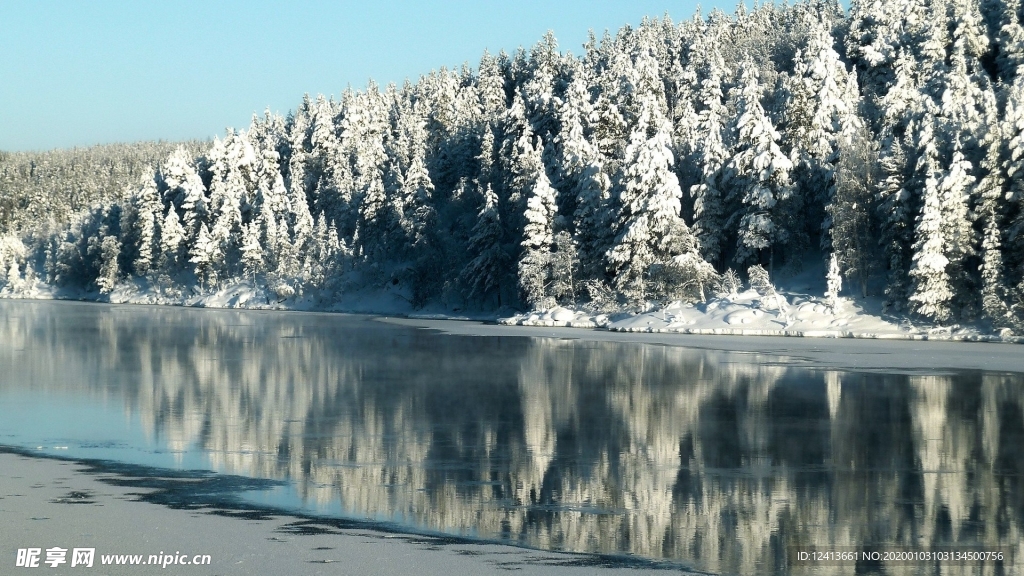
[{"left": 1, "top": 301, "right": 1022, "bottom": 575}]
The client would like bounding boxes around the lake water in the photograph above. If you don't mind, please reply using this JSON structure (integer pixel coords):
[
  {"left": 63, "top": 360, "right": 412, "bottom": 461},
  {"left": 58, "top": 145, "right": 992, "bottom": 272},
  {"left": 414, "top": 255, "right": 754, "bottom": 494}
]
[{"left": 1, "top": 300, "right": 1022, "bottom": 575}]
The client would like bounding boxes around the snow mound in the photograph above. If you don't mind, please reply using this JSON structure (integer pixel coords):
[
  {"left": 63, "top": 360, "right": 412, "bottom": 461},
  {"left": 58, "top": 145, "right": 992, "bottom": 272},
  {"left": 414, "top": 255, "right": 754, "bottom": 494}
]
[
  {"left": 499, "top": 306, "right": 607, "bottom": 328},
  {"left": 498, "top": 289, "right": 1024, "bottom": 344}
]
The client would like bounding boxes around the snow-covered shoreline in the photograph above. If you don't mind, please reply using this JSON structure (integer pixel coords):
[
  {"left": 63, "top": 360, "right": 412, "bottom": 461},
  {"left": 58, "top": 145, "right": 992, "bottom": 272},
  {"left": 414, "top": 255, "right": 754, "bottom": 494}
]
[
  {"left": 499, "top": 289, "right": 1024, "bottom": 345},
  {"left": 4, "top": 277, "right": 1023, "bottom": 347}
]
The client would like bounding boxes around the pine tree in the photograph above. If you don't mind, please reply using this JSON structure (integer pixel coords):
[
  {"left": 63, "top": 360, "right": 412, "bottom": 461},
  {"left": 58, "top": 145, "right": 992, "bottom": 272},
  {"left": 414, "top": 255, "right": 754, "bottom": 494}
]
[
  {"left": 606, "top": 60, "right": 702, "bottom": 303},
  {"left": 786, "top": 16, "right": 862, "bottom": 251},
  {"left": 462, "top": 184, "right": 509, "bottom": 305},
  {"left": 976, "top": 108, "right": 1010, "bottom": 323},
  {"left": 557, "top": 66, "right": 611, "bottom": 280},
  {"left": 132, "top": 177, "right": 162, "bottom": 276},
  {"left": 477, "top": 51, "right": 508, "bottom": 122},
  {"left": 726, "top": 63, "right": 794, "bottom": 272},
  {"left": 159, "top": 205, "right": 185, "bottom": 270},
  {"left": 876, "top": 135, "right": 915, "bottom": 310},
  {"left": 689, "top": 42, "right": 731, "bottom": 268},
  {"left": 275, "top": 215, "right": 299, "bottom": 278},
  {"left": 159, "top": 147, "right": 207, "bottom": 235},
  {"left": 996, "top": 0, "right": 1024, "bottom": 80},
  {"left": 1004, "top": 79, "right": 1024, "bottom": 289},
  {"left": 908, "top": 120, "right": 953, "bottom": 323},
  {"left": 189, "top": 223, "right": 218, "bottom": 289},
  {"left": 356, "top": 170, "right": 386, "bottom": 262},
  {"left": 555, "top": 61, "right": 592, "bottom": 194},
  {"left": 549, "top": 231, "right": 579, "bottom": 305},
  {"left": 981, "top": 211, "right": 1009, "bottom": 323},
  {"left": 205, "top": 132, "right": 254, "bottom": 276},
  {"left": 5, "top": 259, "right": 20, "bottom": 293},
  {"left": 96, "top": 235, "right": 121, "bottom": 295},
  {"left": 240, "top": 221, "right": 263, "bottom": 285},
  {"left": 829, "top": 121, "right": 879, "bottom": 297},
  {"left": 938, "top": 136, "right": 978, "bottom": 319},
  {"left": 288, "top": 167, "right": 315, "bottom": 257},
  {"left": 518, "top": 143, "right": 558, "bottom": 309}
]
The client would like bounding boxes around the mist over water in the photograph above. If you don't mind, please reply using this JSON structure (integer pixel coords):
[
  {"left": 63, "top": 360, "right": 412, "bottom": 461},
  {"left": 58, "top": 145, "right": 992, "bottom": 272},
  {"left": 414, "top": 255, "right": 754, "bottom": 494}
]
[{"left": 1, "top": 300, "right": 1022, "bottom": 575}]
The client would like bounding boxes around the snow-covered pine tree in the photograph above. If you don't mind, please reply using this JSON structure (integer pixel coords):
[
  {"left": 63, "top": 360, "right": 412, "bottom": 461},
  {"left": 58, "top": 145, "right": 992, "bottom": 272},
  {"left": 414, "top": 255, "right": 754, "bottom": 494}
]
[
  {"left": 342, "top": 84, "right": 389, "bottom": 255},
  {"left": 274, "top": 214, "right": 299, "bottom": 279},
  {"left": 283, "top": 94, "right": 314, "bottom": 204},
  {"left": 252, "top": 146, "right": 290, "bottom": 222},
  {"left": 877, "top": 49, "right": 926, "bottom": 139},
  {"left": 384, "top": 101, "right": 436, "bottom": 254},
  {"left": 96, "top": 235, "right": 121, "bottom": 295},
  {"left": 356, "top": 168, "right": 387, "bottom": 262},
  {"left": 399, "top": 154, "right": 436, "bottom": 249},
  {"left": 189, "top": 223, "right": 218, "bottom": 289},
  {"left": 726, "top": 62, "right": 795, "bottom": 273},
  {"left": 490, "top": 91, "right": 546, "bottom": 293},
  {"left": 919, "top": 3, "right": 952, "bottom": 86},
  {"left": 689, "top": 40, "right": 731, "bottom": 268},
  {"left": 555, "top": 61, "right": 591, "bottom": 215},
  {"left": 477, "top": 51, "right": 509, "bottom": 122},
  {"left": 606, "top": 47, "right": 705, "bottom": 303},
  {"left": 785, "top": 15, "right": 861, "bottom": 252},
  {"left": 305, "top": 213, "right": 332, "bottom": 289},
  {"left": 974, "top": 109, "right": 1010, "bottom": 322},
  {"left": 951, "top": 0, "right": 992, "bottom": 71},
  {"left": 4, "top": 259, "right": 20, "bottom": 293},
  {"left": 908, "top": 118, "right": 954, "bottom": 323},
  {"left": 876, "top": 135, "right": 915, "bottom": 310},
  {"left": 829, "top": 120, "right": 879, "bottom": 297},
  {"left": 252, "top": 198, "right": 279, "bottom": 276},
  {"left": 996, "top": 0, "right": 1024, "bottom": 81},
  {"left": 240, "top": 221, "right": 263, "bottom": 285},
  {"left": 521, "top": 32, "right": 563, "bottom": 153},
  {"left": 306, "top": 94, "right": 352, "bottom": 230},
  {"left": 462, "top": 184, "right": 509, "bottom": 306},
  {"left": 518, "top": 138, "right": 558, "bottom": 309},
  {"left": 556, "top": 64, "right": 611, "bottom": 280},
  {"left": 1004, "top": 78, "right": 1024, "bottom": 290},
  {"left": 159, "top": 147, "right": 207, "bottom": 236},
  {"left": 549, "top": 231, "right": 579, "bottom": 305},
  {"left": 939, "top": 10, "right": 991, "bottom": 164},
  {"left": 205, "top": 131, "right": 256, "bottom": 277},
  {"left": 846, "top": 0, "right": 913, "bottom": 125},
  {"left": 938, "top": 136, "right": 978, "bottom": 320},
  {"left": 288, "top": 165, "right": 315, "bottom": 262},
  {"left": 131, "top": 177, "right": 162, "bottom": 277},
  {"left": 981, "top": 209, "right": 1010, "bottom": 323},
  {"left": 159, "top": 204, "right": 185, "bottom": 270}
]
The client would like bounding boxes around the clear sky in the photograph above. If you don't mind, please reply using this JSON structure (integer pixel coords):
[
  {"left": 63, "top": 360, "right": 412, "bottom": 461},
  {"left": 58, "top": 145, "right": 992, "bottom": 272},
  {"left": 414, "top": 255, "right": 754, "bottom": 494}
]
[{"left": 1, "top": 1, "right": 747, "bottom": 152}]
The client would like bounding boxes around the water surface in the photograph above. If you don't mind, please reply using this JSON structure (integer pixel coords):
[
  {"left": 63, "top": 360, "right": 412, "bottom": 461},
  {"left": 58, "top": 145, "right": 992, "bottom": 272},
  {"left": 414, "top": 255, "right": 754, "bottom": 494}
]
[{"left": 1, "top": 300, "right": 1022, "bottom": 575}]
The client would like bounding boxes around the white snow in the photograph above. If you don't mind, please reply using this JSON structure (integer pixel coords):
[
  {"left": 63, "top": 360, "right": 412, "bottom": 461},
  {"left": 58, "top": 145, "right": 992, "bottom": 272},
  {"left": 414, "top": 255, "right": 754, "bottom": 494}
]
[
  {"left": 2, "top": 266, "right": 1021, "bottom": 345},
  {"left": 500, "top": 284, "right": 1024, "bottom": 344}
]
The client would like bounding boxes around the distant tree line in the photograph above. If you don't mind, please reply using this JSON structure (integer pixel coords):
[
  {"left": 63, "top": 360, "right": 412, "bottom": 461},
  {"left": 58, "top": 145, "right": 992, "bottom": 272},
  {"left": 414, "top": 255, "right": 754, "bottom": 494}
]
[
  {"left": 0, "top": 141, "right": 207, "bottom": 233},
  {"left": 2, "top": 0, "right": 1024, "bottom": 328}
]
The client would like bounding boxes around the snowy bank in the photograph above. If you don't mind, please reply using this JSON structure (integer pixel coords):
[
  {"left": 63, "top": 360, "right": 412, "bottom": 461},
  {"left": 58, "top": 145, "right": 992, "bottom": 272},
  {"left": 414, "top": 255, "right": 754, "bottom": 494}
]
[
  {"left": 499, "top": 288, "right": 1024, "bottom": 345},
  {"left": 4, "top": 273, "right": 1021, "bottom": 345}
]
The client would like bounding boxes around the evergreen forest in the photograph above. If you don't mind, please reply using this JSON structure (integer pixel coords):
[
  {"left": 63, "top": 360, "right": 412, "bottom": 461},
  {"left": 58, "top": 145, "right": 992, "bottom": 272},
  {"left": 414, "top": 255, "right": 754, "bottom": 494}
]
[{"left": 2, "top": 0, "right": 1024, "bottom": 329}]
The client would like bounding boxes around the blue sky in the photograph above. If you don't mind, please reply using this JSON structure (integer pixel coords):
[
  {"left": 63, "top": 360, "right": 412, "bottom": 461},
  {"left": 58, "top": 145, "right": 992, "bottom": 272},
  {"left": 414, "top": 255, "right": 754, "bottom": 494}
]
[{"left": 2, "top": 1, "right": 747, "bottom": 151}]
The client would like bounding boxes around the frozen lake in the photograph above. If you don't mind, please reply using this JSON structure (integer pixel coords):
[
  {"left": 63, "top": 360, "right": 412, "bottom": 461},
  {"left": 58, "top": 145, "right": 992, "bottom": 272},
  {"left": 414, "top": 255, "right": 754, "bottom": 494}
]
[{"left": 1, "top": 299, "right": 1022, "bottom": 574}]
